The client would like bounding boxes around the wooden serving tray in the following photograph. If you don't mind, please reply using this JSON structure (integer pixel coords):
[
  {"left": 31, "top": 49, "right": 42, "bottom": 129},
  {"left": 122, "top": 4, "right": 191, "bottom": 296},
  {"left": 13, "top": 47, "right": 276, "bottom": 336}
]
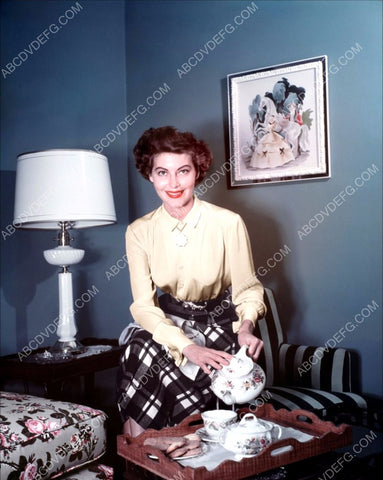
[{"left": 117, "top": 404, "right": 352, "bottom": 480}]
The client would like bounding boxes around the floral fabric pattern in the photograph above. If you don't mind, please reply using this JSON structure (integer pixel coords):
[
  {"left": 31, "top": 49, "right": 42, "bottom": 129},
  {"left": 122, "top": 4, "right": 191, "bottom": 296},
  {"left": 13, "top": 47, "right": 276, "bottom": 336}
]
[
  {"left": 59, "top": 463, "right": 113, "bottom": 480},
  {"left": 0, "top": 392, "right": 107, "bottom": 480}
]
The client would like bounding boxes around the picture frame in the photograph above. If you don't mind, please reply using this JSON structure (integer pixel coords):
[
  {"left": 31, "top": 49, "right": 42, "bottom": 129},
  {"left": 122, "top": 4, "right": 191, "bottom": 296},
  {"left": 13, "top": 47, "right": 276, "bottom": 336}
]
[{"left": 227, "top": 56, "right": 330, "bottom": 187}]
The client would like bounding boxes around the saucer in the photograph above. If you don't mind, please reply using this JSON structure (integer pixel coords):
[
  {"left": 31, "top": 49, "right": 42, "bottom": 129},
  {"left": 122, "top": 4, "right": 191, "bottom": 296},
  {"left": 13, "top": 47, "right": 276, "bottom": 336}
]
[{"left": 195, "top": 427, "right": 220, "bottom": 443}]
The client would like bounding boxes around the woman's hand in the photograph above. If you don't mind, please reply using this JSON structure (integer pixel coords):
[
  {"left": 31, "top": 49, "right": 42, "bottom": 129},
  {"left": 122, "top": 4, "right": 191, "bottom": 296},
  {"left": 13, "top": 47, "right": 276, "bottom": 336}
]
[
  {"left": 237, "top": 319, "right": 264, "bottom": 361},
  {"left": 182, "top": 344, "right": 233, "bottom": 375}
]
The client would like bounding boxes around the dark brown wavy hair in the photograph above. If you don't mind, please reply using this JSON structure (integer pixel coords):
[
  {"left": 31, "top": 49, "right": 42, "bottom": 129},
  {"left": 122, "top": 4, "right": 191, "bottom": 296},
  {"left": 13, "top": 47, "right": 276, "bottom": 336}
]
[{"left": 133, "top": 126, "right": 213, "bottom": 185}]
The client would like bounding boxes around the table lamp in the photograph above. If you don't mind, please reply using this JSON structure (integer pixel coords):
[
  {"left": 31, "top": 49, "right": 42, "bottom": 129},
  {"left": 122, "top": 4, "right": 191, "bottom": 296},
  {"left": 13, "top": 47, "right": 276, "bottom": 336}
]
[{"left": 13, "top": 149, "right": 117, "bottom": 355}]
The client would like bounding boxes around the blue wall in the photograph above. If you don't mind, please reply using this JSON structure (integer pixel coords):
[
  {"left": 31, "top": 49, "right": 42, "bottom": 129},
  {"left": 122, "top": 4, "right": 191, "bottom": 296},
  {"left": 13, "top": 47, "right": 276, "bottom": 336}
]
[
  {"left": 0, "top": 1, "right": 130, "bottom": 356},
  {"left": 1, "top": 1, "right": 382, "bottom": 398}
]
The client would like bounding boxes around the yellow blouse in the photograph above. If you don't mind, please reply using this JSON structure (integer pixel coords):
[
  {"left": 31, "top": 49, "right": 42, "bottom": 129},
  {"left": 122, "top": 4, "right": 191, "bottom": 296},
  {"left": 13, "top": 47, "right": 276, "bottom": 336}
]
[{"left": 125, "top": 197, "right": 266, "bottom": 365}]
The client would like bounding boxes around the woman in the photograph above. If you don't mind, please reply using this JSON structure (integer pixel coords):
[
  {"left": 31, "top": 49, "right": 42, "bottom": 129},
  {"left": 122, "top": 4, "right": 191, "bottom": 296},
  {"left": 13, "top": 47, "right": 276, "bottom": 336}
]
[
  {"left": 250, "top": 115, "right": 294, "bottom": 169},
  {"left": 117, "top": 126, "right": 266, "bottom": 437}
]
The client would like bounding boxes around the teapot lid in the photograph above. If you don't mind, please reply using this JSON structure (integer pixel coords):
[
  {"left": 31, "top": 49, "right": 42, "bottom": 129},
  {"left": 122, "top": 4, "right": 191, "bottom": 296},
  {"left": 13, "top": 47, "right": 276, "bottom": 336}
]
[
  {"left": 219, "top": 345, "right": 254, "bottom": 378},
  {"left": 236, "top": 413, "right": 273, "bottom": 433}
]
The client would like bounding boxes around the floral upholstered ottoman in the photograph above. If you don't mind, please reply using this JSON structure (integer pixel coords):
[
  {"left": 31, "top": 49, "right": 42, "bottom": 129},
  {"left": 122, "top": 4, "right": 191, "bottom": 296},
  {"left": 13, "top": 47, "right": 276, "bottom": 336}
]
[
  {"left": 59, "top": 463, "right": 113, "bottom": 479},
  {"left": 0, "top": 391, "right": 113, "bottom": 479}
]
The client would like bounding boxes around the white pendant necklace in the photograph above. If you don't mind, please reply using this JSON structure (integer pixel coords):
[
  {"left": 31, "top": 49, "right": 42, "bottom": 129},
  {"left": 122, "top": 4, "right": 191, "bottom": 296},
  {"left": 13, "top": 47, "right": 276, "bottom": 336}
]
[{"left": 172, "top": 211, "right": 200, "bottom": 247}]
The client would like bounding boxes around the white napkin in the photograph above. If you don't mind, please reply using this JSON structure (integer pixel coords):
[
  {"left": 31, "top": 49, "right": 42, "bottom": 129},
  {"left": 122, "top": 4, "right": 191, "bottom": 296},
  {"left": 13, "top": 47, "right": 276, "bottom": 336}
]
[
  {"left": 118, "top": 322, "right": 140, "bottom": 345},
  {"left": 166, "top": 313, "right": 206, "bottom": 380},
  {"left": 118, "top": 314, "right": 205, "bottom": 380}
]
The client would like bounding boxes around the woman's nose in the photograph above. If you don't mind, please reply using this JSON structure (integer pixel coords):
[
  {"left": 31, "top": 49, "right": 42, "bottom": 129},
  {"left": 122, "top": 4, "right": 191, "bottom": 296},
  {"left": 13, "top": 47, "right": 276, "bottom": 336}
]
[{"left": 169, "top": 173, "right": 179, "bottom": 188}]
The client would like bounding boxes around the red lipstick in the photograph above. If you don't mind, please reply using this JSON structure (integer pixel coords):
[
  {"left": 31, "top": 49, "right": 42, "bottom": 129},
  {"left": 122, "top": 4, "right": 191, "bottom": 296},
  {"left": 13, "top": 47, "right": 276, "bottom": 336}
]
[{"left": 166, "top": 190, "right": 183, "bottom": 199}]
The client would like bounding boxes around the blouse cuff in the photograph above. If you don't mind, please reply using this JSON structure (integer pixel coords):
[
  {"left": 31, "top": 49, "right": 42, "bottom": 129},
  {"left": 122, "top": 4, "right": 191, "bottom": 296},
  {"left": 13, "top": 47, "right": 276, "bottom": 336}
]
[
  {"left": 232, "top": 303, "right": 266, "bottom": 333},
  {"left": 152, "top": 321, "right": 195, "bottom": 366}
]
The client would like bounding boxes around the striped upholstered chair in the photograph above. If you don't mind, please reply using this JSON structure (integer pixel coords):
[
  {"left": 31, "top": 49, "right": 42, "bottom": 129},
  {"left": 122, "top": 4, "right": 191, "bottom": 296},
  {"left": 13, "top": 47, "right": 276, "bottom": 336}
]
[{"left": 250, "top": 288, "right": 381, "bottom": 429}]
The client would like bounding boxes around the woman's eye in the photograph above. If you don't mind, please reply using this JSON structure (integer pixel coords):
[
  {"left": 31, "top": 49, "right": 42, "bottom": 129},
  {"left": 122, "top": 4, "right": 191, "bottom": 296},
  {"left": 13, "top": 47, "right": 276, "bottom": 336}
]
[
  {"left": 179, "top": 169, "right": 190, "bottom": 175},
  {"left": 157, "top": 170, "right": 167, "bottom": 176}
]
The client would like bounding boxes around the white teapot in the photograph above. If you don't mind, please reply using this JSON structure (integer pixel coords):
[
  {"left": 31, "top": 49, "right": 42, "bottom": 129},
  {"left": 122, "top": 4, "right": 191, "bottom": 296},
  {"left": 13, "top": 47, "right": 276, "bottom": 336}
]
[
  {"left": 210, "top": 345, "right": 266, "bottom": 405},
  {"left": 219, "top": 413, "right": 282, "bottom": 456}
]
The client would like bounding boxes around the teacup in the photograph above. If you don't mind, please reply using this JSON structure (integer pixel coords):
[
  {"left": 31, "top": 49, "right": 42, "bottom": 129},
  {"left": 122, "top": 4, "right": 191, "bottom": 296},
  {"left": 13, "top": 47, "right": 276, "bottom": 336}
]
[{"left": 201, "top": 409, "right": 237, "bottom": 439}]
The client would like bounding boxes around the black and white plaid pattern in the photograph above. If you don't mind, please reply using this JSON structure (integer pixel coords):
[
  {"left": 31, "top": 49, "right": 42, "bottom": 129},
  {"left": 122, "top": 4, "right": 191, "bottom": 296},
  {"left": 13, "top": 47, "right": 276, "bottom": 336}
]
[{"left": 117, "top": 301, "right": 238, "bottom": 430}]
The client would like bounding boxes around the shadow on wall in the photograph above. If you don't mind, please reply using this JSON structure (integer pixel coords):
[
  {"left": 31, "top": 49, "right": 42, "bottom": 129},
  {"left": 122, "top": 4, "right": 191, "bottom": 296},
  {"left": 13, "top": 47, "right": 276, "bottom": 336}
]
[
  {"left": 194, "top": 117, "right": 299, "bottom": 335},
  {"left": 222, "top": 84, "right": 300, "bottom": 334},
  {"left": 1, "top": 171, "right": 52, "bottom": 352},
  {"left": 221, "top": 193, "right": 297, "bottom": 334}
]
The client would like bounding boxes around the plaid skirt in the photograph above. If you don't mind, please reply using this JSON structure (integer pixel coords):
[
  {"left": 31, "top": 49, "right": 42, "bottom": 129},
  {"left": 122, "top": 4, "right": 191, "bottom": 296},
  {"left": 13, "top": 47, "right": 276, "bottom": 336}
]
[{"left": 117, "top": 294, "right": 239, "bottom": 430}]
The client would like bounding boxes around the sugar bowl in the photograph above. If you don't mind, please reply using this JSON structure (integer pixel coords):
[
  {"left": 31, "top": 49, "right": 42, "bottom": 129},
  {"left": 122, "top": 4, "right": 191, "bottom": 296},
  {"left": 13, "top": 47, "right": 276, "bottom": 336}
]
[{"left": 219, "top": 413, "right": 282, "bottom": 456}]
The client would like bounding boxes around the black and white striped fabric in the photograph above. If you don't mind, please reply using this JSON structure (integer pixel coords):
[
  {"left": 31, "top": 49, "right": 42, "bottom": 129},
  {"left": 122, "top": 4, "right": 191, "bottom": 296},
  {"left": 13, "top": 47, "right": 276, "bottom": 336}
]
[
  {"left": 252, "top": 288, "right": 284, "bottom": 388},
  {"left": 250, "top": 288, "right": 377, "bottom": 427}
]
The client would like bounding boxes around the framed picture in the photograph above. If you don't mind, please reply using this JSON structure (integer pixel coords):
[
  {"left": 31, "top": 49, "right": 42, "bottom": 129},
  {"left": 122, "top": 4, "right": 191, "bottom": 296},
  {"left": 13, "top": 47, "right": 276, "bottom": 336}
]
[{"left": 227, "top": 56, "right": 330, "bottom": 187}]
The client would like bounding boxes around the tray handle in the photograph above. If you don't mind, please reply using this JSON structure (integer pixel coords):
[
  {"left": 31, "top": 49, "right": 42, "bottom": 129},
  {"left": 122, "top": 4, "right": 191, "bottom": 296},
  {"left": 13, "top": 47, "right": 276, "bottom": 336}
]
[
  {"left": 290, "top": 409, "right": 347, "bottom": 434},
  {"left": 142, "top": 446, "right": 170, "bottom": 464},
  {"left": 177, "top": 412, "right": 203, "bottom": 428},
  {"left": 292, "top": 409, "right": 319, "bottom": 424},
  {"left": 268, "top": 439, "right": 296, "bottom": 457}
]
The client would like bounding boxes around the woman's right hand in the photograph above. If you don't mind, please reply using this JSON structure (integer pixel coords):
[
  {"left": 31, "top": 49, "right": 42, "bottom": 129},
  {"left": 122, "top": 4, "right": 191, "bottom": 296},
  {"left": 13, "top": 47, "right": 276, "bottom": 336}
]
[{"left": 182, "top": 344, "right": 233, "bottom": 375}]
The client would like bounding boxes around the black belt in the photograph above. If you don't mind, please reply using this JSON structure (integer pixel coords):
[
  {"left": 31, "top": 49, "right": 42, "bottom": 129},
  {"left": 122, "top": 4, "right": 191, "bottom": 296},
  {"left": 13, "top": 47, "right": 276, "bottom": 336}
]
[
  {"left": 169, "top": 292, "right": 230, "bottom": 310},
  {"left": 159, "top": 291, "right": 237, "bottom": 322}
]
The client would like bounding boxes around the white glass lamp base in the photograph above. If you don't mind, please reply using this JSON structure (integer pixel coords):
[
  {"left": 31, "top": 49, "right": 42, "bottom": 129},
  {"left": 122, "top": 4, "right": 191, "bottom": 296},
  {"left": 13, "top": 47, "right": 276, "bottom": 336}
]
[
  {"left": 50, "top": 339, "right": 85, "bottom": 355},
  {"left": 44, "top": 246, "right": 84, "bottom": 266},
  {"left": 44, "top": 246, "right": 86, "bottom": 355}
]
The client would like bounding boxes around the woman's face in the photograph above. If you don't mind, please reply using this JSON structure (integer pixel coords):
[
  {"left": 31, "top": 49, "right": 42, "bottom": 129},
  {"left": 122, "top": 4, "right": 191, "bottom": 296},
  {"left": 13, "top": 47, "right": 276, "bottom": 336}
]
[{"left": 149, "top": 152, "right": 197, "bottom": 219}]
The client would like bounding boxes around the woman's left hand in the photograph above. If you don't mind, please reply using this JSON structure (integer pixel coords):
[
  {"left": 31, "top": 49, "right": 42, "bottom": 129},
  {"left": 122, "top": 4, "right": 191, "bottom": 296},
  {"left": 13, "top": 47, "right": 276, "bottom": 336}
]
[{"left": 237, "top": 319, "right": 264, "bottom": 361}]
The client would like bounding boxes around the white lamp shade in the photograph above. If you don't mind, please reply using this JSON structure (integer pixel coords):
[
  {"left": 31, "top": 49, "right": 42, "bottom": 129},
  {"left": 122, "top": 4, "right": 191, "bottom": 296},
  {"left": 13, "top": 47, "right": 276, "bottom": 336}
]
[{"left": 13, "top": 149, "right": 117, "bottom": 229}]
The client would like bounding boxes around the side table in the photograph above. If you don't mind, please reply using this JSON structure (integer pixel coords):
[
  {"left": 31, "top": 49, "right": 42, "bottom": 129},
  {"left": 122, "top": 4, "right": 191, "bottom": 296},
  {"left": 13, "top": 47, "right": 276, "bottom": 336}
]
[{"left": 0, "top": 337, "right": 124, "bottom": 404}]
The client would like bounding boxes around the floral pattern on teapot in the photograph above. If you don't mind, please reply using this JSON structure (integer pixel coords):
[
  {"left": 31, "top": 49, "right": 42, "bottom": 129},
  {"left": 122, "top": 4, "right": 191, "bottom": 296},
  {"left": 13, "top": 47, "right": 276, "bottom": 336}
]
[{"left": 210, "top": 345, "right": 266, "bottom": 405}]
